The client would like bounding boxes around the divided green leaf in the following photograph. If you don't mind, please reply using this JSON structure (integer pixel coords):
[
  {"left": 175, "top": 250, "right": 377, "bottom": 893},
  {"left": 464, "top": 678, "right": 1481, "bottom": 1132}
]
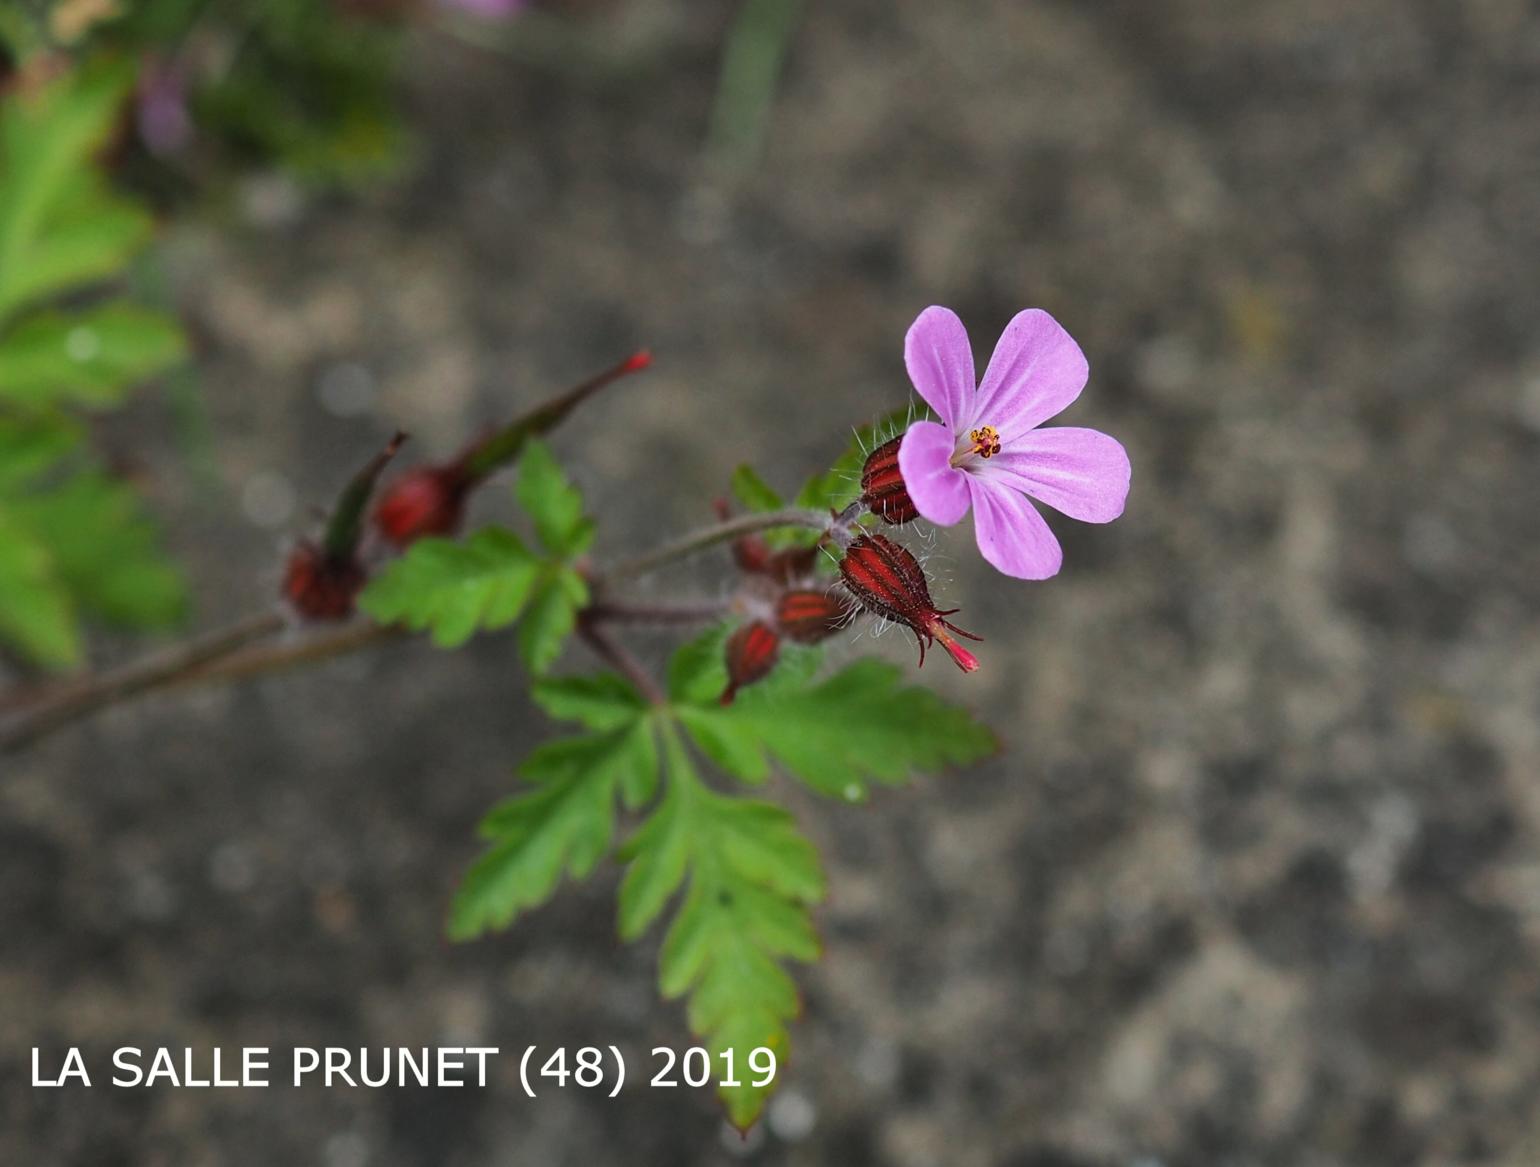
[
  {"left": 516, "top": 438, "right": 594, "bottom": 557},
  {"left": 681, "top": 657, "right": 998, "bottom": 799},
  {"left": 451, "top": 710, "right": 658, "bottom": 940},
  {"left": 359, "top": 527, "right": 539, "bottom": 648},
  {"left": 511, "top": 439, "right": 595, "bottom": 673},
  {"left": 530, "top": 672, "right": 649, "bottom": 732},
  {"left": 517, "top": 565, "right": 589, "bottom": 674},
  {"left": 619, "top": 727, "right": 825, "bottom": 1129}
]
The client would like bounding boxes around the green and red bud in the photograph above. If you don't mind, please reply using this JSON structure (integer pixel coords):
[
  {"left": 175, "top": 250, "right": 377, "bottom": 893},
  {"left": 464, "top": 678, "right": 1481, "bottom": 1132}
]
[
  {"left": 375, "top": 351, "right": 651, "bottom": 548},
  {"left": 373, "top": 463, "right": 473, "bottom": 547},
  {"left": 285, "top": 432, "right": 406, "bottom": 620},
  {"left": 283, "top": 542, "right": 368, "bottom": 621}
]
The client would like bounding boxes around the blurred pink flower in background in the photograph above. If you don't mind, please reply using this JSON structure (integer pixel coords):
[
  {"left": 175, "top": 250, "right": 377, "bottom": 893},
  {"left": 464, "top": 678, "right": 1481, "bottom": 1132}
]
[{"left": 135, "top": 56, "right": 194, "bottom": 158}]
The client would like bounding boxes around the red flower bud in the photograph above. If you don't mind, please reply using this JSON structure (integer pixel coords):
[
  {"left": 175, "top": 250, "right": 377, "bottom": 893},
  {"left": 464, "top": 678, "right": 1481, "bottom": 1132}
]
[
  {"left": 715, "top": 498, "right": 771, "bottom": 574},
  {"left": 838, "top": 534, "right": 981, "bottom": 672},
  {"left": 374, "top": 464, "right": 472, "bottom": 547},
  {"left": 861, "top": 434, "right": 919, "bottom": 525},
  {"left": 283, "top": 541, "right": 367, "bottom": 621},
  {"left": 712, "top": 500, "right": 820, "bottom": 583},
  {"left": 762, "top": 545, "right": 821, "bottom": 586},
  {"left": 775, "top": 589, "right": 853, "bottom": 644},
  {"left": 721, "top": 621, "right": 781, "bottom": 705}
]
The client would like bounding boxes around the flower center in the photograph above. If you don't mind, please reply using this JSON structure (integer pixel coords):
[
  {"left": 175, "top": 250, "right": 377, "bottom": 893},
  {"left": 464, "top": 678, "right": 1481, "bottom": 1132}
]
[{"left": 952, "top": 424, "right": 1001, "bottom": 466}]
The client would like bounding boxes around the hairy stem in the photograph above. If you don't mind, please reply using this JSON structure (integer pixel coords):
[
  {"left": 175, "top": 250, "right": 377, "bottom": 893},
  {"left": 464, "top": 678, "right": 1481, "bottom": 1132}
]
[
  {"left": 0, "top": 591, "right": 729, "bottom": 753},
  {"left": 584, "top": 597, "right": 732, "bottom": 625},
  {"left": 0, "top": 506, "right": 833, "bottom": 752},
  {"left": 576, "top": 616, "right": 667, "bottom": 705},
  {"left": 600, "top": 508, "right": 830, "bottom": 583},
  {"left": 0, "top": 611, "right": 287, "bottom": 755},
  {"left": 180, "top": 621, "right": 406, "bottom": 687}
]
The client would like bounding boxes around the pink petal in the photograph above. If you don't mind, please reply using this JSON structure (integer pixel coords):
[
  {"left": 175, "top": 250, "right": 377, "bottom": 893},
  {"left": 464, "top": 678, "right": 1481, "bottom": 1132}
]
[
  {"left": 904, "top": 306, "right": 976, "bottom": 431},
  {"left": 972, "top": 309, "right": 1089, "bottom": 440},
  {"left": 968, "top": 478, "right": 1063, "bottom": 580},
  {"left": 977, "top": 427, "right": 1130, "bottom": 523},
  {"left": 898, "top": 420, "right": 971, "bottom": 526}
]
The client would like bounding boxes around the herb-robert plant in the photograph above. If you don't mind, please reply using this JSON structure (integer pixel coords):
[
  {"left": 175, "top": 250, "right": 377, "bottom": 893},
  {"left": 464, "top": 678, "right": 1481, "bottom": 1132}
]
[{"left": 0, "top": 306, "right": 1128, "bottom": 1131}]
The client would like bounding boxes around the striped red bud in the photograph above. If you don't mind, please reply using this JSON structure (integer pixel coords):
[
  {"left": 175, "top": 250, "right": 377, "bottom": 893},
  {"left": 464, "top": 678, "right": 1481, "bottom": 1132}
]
[
  {"left": 775, "top": 589, "right": 852, "bottom": 644},
  {"left": 860, "top": 434, "right": 920, "bottom": 525},
  {"left": 721, "top": 621, "right": 781, "bottom": 705},
  {"left": 762, "top": 545, "right": 821, "bottom": 586},
  {"left": 838, "top": 534, "right": 981, "bottom": 672}
]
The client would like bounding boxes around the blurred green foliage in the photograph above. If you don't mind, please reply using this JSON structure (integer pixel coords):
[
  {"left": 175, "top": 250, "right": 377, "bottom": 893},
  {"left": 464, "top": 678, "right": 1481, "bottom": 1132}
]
[
  {"left": 1, "top": 0, "right": 406, "bottom": 185},
  {"left": 0, "top": 61, "right": 187, "bottom": 668}
]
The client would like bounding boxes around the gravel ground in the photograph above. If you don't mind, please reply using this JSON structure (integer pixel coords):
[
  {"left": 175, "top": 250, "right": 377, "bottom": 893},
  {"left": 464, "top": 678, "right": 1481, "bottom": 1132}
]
[{"left": 5, "top": 1, "right": 1540, "bottom": 1163}]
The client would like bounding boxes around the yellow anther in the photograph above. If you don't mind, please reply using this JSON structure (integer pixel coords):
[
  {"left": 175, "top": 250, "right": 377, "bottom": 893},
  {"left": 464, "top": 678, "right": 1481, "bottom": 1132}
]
[{"left": 968, "top": 425, "right": 1001, "bottom": 459}]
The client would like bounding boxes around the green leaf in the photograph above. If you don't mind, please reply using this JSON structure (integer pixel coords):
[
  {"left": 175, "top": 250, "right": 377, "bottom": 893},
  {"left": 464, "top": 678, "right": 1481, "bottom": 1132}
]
[
  {"left": 681, "top": 657, "right": 998, "bottom": 800},
  {"left": 620, "top": 725, "right": 825, "bottom": 1129},
  {"left": 0, "top": 462, "right": 185, "bottom": 664},
  {"left": 529, "top": 672, "right": 648, "bottom": 731},
  {"left": 0, "top": 302, "right": 187, "bottom": 408},
  {"left": 0, "top": 62, "right": 190, "bottom": 668},
  {"left": 730, "top": 464, "right": 783, "bottom": 512},
  {"left": 516, "top": 438, "right": 593, "bottom": 556},
  {"left": 0, "top": 414, "right": 83, "bottom": 489},
  {"left": 450, "top": 716, "right": 658, "bottom": 940},
  {"left": 676, "top": 705, "right": 770, "bottom": 784},
  {"left": 12, "top": 472, "right": 185, "bottom": 629},
  {"left": 666, "top": 624, "right": 733, "bottom": 706},
  {"left": 0, "top": 61, "right": 138, "bottom": 322},
  {"left": 502, "top": 440, "right": 596, "bottom": 673},
  {"left": 616, "top": 761, "right": 694, "bottom": 939},
  {"left": 0, "top": 506, "right": 79, "bottom": 667},
  {"left": 0, "top": 177, "right": 154, "bottom": 318},
  {"left": 518, "top": 566, "right": 589, "bottom": 674},
  {"left": 500, "top": 715, "right": 659, "bottom": 811},
  {"left": 359, "top": 527, "right": 540, "bottom": 648}
]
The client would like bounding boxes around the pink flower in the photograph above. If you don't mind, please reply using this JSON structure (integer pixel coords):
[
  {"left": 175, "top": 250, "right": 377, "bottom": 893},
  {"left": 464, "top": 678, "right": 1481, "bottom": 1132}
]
[{"left": 897, "top": 306, "right": 1130, "bottom": 580}]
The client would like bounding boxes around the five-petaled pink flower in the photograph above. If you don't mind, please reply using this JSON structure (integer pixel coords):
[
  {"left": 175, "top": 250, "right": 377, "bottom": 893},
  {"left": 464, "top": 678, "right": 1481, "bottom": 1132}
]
[{"left": 897, "top": 306, "right": 1131, "bottom": 580}]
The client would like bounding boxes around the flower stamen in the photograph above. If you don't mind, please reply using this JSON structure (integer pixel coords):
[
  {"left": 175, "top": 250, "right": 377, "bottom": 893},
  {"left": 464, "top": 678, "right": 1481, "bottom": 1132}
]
[
  {"left": 968, "top": 425, "right": 1001, "bottom": 459},
  {"left": 952, "top": 424, "right": 1001, "bottom": 466}
]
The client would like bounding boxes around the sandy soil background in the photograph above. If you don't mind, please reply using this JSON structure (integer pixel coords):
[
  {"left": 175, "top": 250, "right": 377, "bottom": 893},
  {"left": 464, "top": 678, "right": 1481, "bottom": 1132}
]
[{"left": 5, "top": 1, "right": 1540, "bottom": 1163}]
